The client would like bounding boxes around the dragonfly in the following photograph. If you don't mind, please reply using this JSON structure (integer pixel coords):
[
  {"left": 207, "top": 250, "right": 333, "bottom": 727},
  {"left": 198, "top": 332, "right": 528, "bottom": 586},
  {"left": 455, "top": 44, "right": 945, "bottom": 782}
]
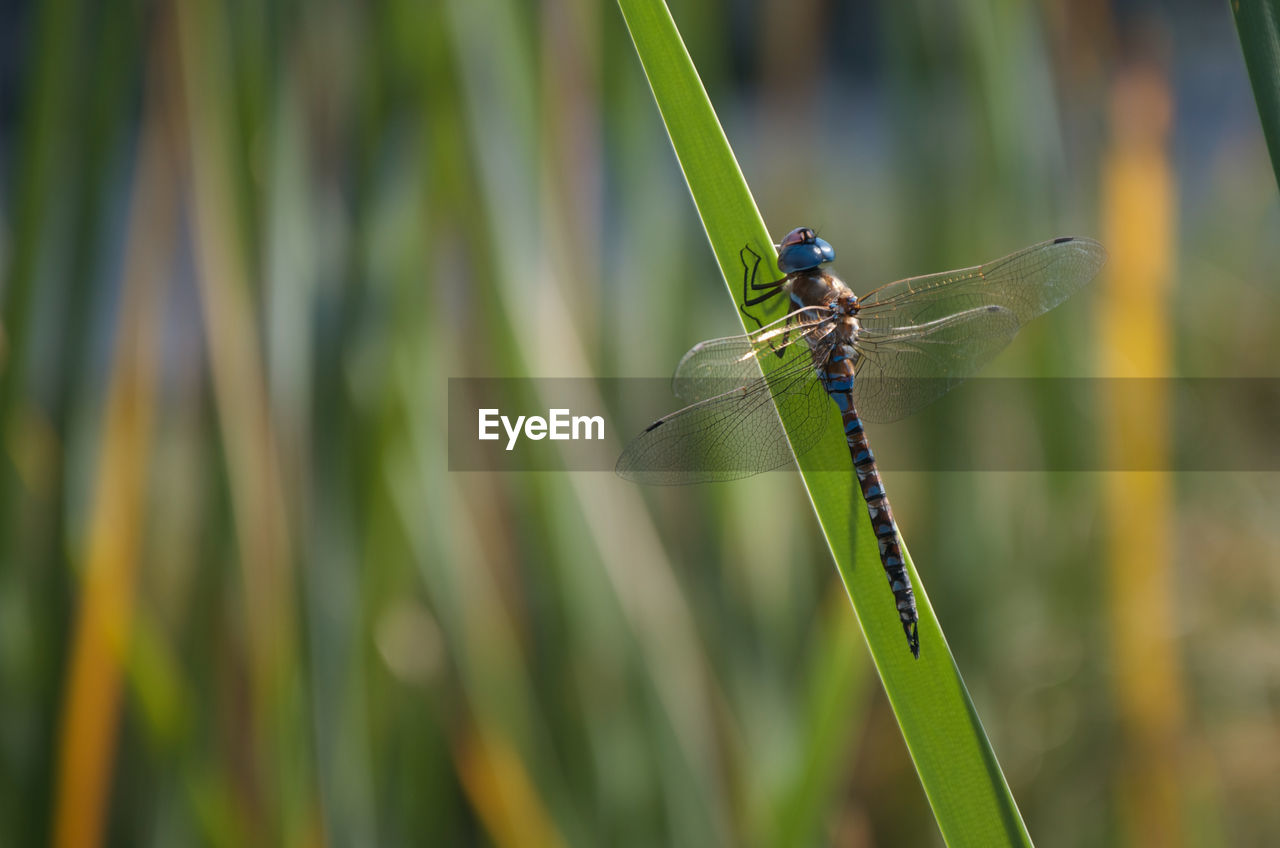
[{"left": 617, "top": 227, "right": 1107, "bottom": 658}]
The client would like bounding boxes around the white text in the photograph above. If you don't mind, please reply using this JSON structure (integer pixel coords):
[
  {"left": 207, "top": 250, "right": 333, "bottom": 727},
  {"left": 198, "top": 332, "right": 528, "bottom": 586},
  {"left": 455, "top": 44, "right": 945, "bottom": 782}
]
[{"left": 478, "top": 408, "right": 605, "bottom": 451}]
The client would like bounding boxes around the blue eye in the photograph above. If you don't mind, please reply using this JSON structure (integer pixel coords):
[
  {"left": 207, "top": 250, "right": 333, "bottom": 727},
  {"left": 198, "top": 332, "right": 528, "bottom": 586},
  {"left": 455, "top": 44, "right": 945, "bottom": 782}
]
[{"left": 777, "top": 232, "right": 835, "bottom": 273}]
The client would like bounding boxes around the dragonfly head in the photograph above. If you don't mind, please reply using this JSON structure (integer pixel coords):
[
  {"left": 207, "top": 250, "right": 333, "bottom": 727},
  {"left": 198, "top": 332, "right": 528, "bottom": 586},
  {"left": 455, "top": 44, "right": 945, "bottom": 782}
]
[{"left": 776, "top": 227, "right": 835, "bottom": 273}]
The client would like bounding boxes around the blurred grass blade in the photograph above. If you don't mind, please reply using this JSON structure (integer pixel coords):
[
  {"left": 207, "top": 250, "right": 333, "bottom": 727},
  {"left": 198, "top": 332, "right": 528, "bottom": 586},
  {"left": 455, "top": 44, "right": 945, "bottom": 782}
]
[
  {"left": 616, "top": 1, "right": 1032, "bottom": 844},
  {"left": 1098, "top": 61, "right": 1188, "bottom": 842},
  {"left": 174, "top": 1, "right": 312, "bottom": 840},
  {"left": 767, "top": 598, "right": 870, "bottom": 847},
  {"left": 51, "top": 58, "right": 176, "bottom": 848},
  {"left": 1232, "top": 0, "right": 1280, "bottom": 190}
]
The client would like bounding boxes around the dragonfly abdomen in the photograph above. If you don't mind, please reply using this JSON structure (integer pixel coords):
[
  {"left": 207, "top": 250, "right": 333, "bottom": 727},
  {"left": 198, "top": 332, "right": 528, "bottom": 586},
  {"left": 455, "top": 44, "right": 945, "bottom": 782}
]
[{"left": 819, "top": 351, "right": 921, "bottom": 658}]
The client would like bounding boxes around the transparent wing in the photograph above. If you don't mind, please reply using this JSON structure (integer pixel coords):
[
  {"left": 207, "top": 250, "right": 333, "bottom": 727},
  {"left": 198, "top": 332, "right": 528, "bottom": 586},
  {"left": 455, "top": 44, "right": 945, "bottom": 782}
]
[
  {"left": 670, "top": 305, "right": 835, "bottom": 403},
  {"left": 848, "top": 237, "right": 1106, "bottom": 422},
  {"left": 853, "top": 305, "right": 1021, "bottom": 423},
  {"left": 617, "top": 335, "right": 837, "bottom": 484},
  {"left": 855, "top": 237, "right": 1107, "bottom": 331}
]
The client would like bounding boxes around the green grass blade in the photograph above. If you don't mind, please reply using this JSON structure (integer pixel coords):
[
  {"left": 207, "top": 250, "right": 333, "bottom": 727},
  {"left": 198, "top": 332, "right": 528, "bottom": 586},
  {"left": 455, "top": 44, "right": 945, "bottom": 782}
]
[
  {"left": 1232, "top": 0, "right": 1280, "bottom": 190},
  {"left": 616, "top": 2, "right": 1032, "bottom": 844}
]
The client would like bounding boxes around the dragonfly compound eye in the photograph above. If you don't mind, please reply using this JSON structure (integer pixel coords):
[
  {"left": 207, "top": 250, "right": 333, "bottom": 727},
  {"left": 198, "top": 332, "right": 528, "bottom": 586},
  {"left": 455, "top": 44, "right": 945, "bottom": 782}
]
[{"left": 777, "top": 230, "right": 836, "bottom": 274}]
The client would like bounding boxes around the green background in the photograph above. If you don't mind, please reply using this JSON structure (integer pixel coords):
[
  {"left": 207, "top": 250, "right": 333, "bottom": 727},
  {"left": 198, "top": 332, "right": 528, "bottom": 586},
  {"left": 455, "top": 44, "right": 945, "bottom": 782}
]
[{"left": 1, "top": 0, "right": 1277, "bottom": 846}]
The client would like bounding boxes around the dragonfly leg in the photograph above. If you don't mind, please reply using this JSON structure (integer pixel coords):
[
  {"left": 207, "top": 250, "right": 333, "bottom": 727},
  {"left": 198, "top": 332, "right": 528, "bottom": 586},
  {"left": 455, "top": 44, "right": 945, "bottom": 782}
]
[
  {"left": 739, "top": 244, "right": 787, "bottom": 330},
  {"left": 744, "top": 286, "right": 786, "bottom": 307},
  {"left": 772, "top": 309, "right": 800, "bottom": 358},
  {"left": 741, "top": 245, "right": 788, "bottom": 290}
]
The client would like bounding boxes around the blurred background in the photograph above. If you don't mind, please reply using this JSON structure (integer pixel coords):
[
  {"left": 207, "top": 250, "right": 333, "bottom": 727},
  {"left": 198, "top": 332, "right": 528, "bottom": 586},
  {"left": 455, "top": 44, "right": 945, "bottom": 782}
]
[{"left": 1, "top": 0, "right": 1278, "bottom": 845}]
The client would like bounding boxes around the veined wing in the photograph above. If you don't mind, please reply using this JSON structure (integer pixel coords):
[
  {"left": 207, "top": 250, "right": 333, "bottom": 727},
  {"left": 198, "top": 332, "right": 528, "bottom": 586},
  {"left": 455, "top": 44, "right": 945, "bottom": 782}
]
[
  {"left": 672, "top": 305, "right": 835, "bottom": 403},
  {"left": 853, "top": 305, "right": 1021, "bottom": 423},
  {"left": 855, "top": 237, "right": 1107, "bottom": 331},
  {"left": 617, "top": 334, "right": 838, "bottom": 484}
]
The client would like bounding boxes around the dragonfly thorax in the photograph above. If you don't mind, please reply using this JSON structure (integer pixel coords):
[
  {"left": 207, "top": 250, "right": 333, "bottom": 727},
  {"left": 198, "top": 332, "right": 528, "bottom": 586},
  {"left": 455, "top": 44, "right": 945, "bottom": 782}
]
[
  {"left": 831, "top": 290, "right": 858, "bottom": 316},
  {"left": 785, "top": 269, "right": 861, "bottom": 361},
  {"left": 787, "top": 268, "right": 855, "bottom": 311}
]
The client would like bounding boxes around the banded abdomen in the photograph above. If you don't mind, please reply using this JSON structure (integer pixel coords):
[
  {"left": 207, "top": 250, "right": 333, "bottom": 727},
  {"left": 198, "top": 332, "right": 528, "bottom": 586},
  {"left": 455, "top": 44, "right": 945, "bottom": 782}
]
[{"left": 817, "top": 341, "right": 921, "bottom": 658}]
